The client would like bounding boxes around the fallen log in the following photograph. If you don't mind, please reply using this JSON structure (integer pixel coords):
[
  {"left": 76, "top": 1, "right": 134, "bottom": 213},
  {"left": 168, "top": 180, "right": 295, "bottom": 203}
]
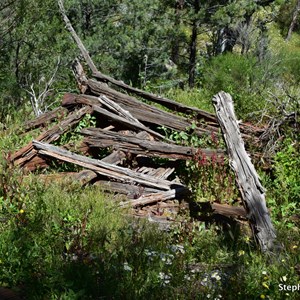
[
  {"left": 213, "top": 91, "right": 277, "bottom": 253},
  {"left": 32, "top": 140, "right": 187, "bottom": 191}
]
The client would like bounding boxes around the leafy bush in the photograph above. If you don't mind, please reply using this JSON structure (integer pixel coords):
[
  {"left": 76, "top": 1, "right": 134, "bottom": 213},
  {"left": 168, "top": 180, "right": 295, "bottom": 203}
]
[
  {"left": 264, "top": 139, "right": 300, "bottom": 228},
  {"left": 201, "top": 53, "right": 272, "bottom": 119}
]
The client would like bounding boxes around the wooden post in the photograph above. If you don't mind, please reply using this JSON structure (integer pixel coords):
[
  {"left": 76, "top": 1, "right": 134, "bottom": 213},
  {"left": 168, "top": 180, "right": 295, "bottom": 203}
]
[{"left": 212, "top": 91, "right": 277, "bottom": 252}]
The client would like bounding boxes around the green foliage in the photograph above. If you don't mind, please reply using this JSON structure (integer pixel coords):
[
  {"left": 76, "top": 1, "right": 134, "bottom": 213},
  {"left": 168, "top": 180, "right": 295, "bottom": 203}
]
[
  {"left": 201, "top": 53, "right": 270, "bottom": 118},
  {"left": 263, "top": 139, "right": 300, "bottom": 228}
]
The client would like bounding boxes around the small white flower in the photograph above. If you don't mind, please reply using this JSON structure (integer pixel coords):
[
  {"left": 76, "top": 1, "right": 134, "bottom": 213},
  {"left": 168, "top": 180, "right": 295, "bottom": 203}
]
[
  {"left": 123, "top": 262, "right": 132, "bottom": 272},
  {"left": 207, "top": 294, "right": 211, "bottom": 299},
  {"left": 262, "top": 271, "right": 267, "bottom": 275}
]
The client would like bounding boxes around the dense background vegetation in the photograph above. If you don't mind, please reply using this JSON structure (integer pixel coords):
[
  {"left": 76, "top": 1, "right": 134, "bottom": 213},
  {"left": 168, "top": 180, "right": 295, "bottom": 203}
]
[{"left": 0, "top": 0, "right": 299, "bottom": 299}]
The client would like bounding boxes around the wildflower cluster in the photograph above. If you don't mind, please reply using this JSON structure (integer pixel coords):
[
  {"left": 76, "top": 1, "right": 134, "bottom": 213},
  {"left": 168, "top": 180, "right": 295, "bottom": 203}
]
[{"left": 187, "top": 132, "right": 238, "bottom": 202}]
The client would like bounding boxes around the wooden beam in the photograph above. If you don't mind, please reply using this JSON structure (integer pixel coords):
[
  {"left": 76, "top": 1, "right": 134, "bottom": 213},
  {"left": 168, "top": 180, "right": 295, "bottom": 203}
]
[
  {"left": 32, "top": 140, "right": 187, "bottom": 191},
  {"left": 213, "top": 91, "right": 277, "bottom": 252}
]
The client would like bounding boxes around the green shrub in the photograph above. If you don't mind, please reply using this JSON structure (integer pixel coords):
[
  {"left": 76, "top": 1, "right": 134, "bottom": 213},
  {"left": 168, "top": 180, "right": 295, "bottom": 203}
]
[{"left": 201, "top": 53, "right": 269, "bottom": 118}]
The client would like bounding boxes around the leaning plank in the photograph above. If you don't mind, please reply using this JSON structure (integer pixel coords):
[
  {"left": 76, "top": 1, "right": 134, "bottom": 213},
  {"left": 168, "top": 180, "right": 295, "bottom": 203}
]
[
  {"left": 58, "top": 0, "right": 98, "bottom": 73},
  {"left": 12, "top": 106, "right": 92, "bottom": 167},
  {"left": 81, "top": 128, "right": 224, "bottom": 160},
  {"left": 62, "top": 93, "right": 165, "bottom": 139},
  {"left": 213, "top": 91, "right": 277, "bottom": 252},
  {"left": 32, "top": 140, "right": 186, "bottom": 191}
]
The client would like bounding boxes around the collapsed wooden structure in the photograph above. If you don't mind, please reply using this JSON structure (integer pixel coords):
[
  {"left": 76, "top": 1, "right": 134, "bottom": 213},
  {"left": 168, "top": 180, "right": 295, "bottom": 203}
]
[
  {"left": 10, "top": 63, "right": 261, "bottom": 220},
  {"left": 9, "top": 0, "right": 278, "bottom": 252}
]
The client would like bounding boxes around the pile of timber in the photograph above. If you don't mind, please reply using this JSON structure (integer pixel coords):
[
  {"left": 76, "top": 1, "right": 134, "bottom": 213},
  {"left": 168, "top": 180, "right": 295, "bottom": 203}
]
[{"left": 10, "top": 63, "right": 265, "bottom": 220}]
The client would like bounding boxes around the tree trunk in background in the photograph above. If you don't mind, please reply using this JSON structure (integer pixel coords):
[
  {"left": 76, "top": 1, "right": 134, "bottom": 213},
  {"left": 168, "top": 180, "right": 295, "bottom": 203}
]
[
  {"left": 286, "top": 0, "right": 300, "bottom": 41},
  {"left": 188, "top": 0, "right": 199, "bottom": 88},
  {"left": 171, "top": 0, "right": 184, "bottom": 65}
]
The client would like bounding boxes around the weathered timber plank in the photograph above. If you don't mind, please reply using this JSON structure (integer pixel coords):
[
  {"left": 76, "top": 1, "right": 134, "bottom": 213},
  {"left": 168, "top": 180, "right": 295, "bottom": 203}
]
[
  {"left": 12, "top": 106, "right": 92, "bottom": 168},
  {"left": 62, "top": 93, "right": 165, "bottom": 139},
  {"left": 135, "top": 167, "right": 175, "bottom": 180},
  {"left": 73, "top": 151, "right": 126, "bottom": 184},
  {"left": 81, "top": 128, "right": 224, "bottom": 160},
  {"left": 86, "top": 80, "right": 215, "bottom": 136},
  {"left": 94, "top": 180, "right": 159, "bottom": 196},
  {"left": 211, "top": 203, "right": 247, "bottom": 218},
  {"left": 92, "top": 71, "right": 217, "bottom": 124},
  {"left": 23, "top": 107, "right": 68, "bottom": 132},
  {"left": 101, "top": 150, "right": 126, "bottom": 164},
  {"left": 120, "top": 188, "right": 187, "bottom": 207},
  {"left": 213, "top": 91, "right": 277, "bottom": 252},
  {"left": 32, "top": 140, "right": 186, "bottom": 191}
]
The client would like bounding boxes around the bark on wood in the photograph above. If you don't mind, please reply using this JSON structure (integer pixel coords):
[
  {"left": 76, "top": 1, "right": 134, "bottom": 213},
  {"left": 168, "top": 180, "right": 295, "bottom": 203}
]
[
  {"left": 32, "top": 140, "right": 187, "bottom": 191},
  {"left": 213, "top": 91, "right": 277, "bottom": 252},
  {"left": 81, "top": 128, "right": 224, "bottom": 160}
]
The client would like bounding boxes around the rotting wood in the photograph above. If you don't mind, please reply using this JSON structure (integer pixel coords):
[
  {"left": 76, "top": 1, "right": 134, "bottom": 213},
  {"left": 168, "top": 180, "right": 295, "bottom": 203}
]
[
  {"left": 92, "top": 71, "right": 218, "bottom": 124},
  {"left": 23, "top": 107, "right": 68, "bottom": 132},
  {"left": 72, "top": 58, "right": 88, "bottom": 94},
  {"left": 213, "top": 91, "right": 277, "bottom": 252},
  {"left": 32, "top": 140, "right": 187, "bottom": 191},
  {"left": 62, "top": 93, "right": 166, "bottom": 139},
  {"left": 94, "top": 180, "right": 160, "bottom": 197},
  {"left": 86, "top": 80, "right": 215, "bottom": 136},
  {"left": 73, "top": 151, "right": 125, "bottom": 184},
  {"left": 120, "top": 188, "right": 187, "bottom": 208},
  {"left": 211, "top": 203, "right": 247, "bottom": 218},
  {"left": 12, "top": 106, "right": 92, "bottom": 168},
  {"left": 81, "top": 128, "right": 224, "bottom": 160}
]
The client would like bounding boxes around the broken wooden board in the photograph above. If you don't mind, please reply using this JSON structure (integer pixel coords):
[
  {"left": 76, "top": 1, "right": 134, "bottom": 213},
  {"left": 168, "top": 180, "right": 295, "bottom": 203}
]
[
  {"left": 11, "top": 106, "right": 92, "bottom": 168},
  {"left": 32, "top": 140, "right": 187, "bottom": 192}
]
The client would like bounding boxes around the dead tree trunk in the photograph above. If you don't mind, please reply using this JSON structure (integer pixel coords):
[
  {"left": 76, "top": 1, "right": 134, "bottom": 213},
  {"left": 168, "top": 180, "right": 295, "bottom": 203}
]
[{"left": 212, "top": 91, "right": 277, "bottom": 253}]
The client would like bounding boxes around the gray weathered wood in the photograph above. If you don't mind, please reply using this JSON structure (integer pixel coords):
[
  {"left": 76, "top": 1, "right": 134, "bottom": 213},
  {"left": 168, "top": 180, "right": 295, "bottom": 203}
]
[
  {"left": 212, "top": 91, "right": 277, "bottom": 252},
  {"left": 32, "top": 140, "right": 186, "bottom": 191},
  {"left": 12, "top": 106, "right": 92, "bottom": 167},
  {"left": 86, "top": 80, "right": 215, "bottom": 136},
  {"left": 120, "top": 188, "right": 187, "bottom": 207},
  {"left": 92, "top": 71, "right": 217, "bottom": 124},
  {"left": 81, "top": 128, "right": 224, "bottom": 160}
]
